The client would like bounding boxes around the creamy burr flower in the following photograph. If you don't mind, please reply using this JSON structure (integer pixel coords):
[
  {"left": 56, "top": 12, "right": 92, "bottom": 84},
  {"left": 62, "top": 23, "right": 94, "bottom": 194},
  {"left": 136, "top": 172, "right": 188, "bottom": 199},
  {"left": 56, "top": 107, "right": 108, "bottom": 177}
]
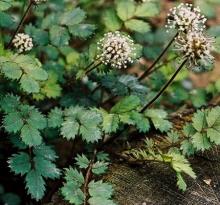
[
  {"left": 174, "top": 31, "right": 215, "bottom": 68},
  {"left": 12, "top": 33, "right": 33, "bottom": 53},
  {"left": 166, "top": 3, "right": 206, "bottom": 33},
  {"left": 97, "top": 31, "right": 136, "bottom": 69}
]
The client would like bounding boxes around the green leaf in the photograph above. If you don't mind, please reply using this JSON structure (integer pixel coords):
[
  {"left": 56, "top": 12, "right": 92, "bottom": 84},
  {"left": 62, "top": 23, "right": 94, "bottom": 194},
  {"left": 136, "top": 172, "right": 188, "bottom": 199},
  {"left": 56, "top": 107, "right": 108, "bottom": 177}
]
[
  {"left": 48, "top": 107, "right": 63, "bottom": 128},
  {"left": 116, "top": 0, "right": 135, "bottom": 21},
  {"left": 103, "top": 9, "right": 122, "bottom": 31},
  {"left": 192, "top": 132, "right": 211, "bottom": 151},
  {"left": 25, "top": 170, "right": 46, "bottom": 201},
  {"left": 167, "top": 131, "right": 180, "bottom": 144},
  {"left": 3, "top": 112, "right": 24, "bottom": 133},
  {"left": 92, "top": 161, "right": 109, "bottom": 175},
  {"left": 0, "top": 94, "right": 20, "bottom": 113},
  {"left": 50, "top": 25, "right": 70, "bottom": 47},
  {"left": 134, "top": 2, "right": 159, "bottom": 17},
  {"left": 27, "top": 109, "right": 47, "bottom": 130},
  {"left": 130, "top": 112, "right": 150, "bottom": 133},
  {"left": 21, "top": 124, "right": 42, "bottom": 146},
  {"left": 125, "top": 19, "right": 150, "bottom": 33},
  {"left": 176, "top": 172, "right": 187, "bottom": 191},
  {"left": 170, "top": 153, "right": 196, "bottom": 179},
  {"left": 98, "top": 109, "right": 119, "bottom": 133},
  {"left": 61, "top": 117, "right": 80, "bottom": 140},
  {"left": 1, "top": 62, "right": 22, "bottom": 80},
  {"left": 145, "top": 109, "right": 172, "bottom": 132},
  {"left": 180, "top": 140, "right": 195, "bottom": 156},
  {"left": 111, "top": 95, "right": 140, "bottom": 114},
  {"left": 192, "top": 110, "right": 207, "bottom": 132},
  {"left": 60, "top": 8, "right": 86, "bottom": 26},
  {"left": 206, "top": 107, "right": 220, "bottom": 127},
  {"left": 0, "top": 11, "right": 12, "bottom": 28},
  {"left": 20, "top": 75, "right": 40, "bottom": 93},
  {"left": 63, "top": 167, "right": 84, "bottom": 185},
  {"left": 8, "top": 152, "right": 31, "bottom": 175},
  {"left": 61, "top": 183, "right": 84, "bottom": 205},
  {"left": 34, "top": 156, "right": 60, "bottom": 179},
  {"left": 0, "top": 0, "right": 12, "bottom": 11},
  {"left": 33, "top": 144, "right": 58, "bottom": 161},
  {"left": 88, "top": 180, "right": 113, "bottom": 199},
  {"left": 69, "top": 24, "right": 96, "bottom": 38},
  {"left": 76, "top": 154, "right": 90, "bottom": 169},
  {"left": 207, "top": 128, "right": 220, "bottom": 145}
]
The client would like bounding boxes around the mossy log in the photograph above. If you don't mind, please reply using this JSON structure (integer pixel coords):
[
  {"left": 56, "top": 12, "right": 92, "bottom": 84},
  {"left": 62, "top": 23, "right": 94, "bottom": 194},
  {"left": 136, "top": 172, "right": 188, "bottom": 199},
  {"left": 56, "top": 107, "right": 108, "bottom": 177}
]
[{"left": 44, "top": 104, "right": 220, "bottom": 205}]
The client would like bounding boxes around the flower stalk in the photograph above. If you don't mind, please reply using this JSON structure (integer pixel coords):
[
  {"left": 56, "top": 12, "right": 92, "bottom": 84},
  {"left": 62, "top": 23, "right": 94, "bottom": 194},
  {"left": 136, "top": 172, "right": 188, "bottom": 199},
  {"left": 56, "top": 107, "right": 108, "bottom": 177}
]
[
  {"left": 140, "top": 59, "right": 187, "bottom": 113},
  {"left": 6, "top": 1, "right": 33, "bottom": 49}
]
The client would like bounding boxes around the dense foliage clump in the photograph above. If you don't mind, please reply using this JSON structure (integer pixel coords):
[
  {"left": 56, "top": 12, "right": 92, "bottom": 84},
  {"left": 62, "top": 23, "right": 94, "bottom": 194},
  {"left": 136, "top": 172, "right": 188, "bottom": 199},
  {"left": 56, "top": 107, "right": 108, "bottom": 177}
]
[{"left": 0, "top": 0, "right": 220, "bottom": 205}]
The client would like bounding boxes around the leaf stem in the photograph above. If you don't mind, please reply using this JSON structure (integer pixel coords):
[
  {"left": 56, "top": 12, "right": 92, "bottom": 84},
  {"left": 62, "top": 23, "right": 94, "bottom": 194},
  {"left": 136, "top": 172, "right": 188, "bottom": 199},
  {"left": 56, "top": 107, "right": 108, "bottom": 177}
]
[
  {"left": 6, "top": 1, "right": 33, "bottom": 49},
  {"left": 138, "top": 32, "right": 178, "bottom": 81},
  {"left": 140, "top": 59, "right": 187, "bottom": 113},
  {"left": 83, "top": 149, "right": 97, "bottom": 205}
]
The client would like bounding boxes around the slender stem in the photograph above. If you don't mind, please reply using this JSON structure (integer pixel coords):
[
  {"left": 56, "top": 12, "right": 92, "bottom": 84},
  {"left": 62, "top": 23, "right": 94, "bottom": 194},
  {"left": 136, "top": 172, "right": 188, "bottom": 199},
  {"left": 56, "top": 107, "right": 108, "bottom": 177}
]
[
  {"left": 83, "top": 149, "right": 97, "bottom": 205},
  {"left": 140, "top": 59, "right": 187, "bottom": 113},
  {"left": 138, "top": 32, "right": 178, "bottom": 81},
  {"left": 85, "top": 62, "right": 102, "bottom": 75},
  {"left": 6, "top": 1, "right": 33, "bottom": 49}
]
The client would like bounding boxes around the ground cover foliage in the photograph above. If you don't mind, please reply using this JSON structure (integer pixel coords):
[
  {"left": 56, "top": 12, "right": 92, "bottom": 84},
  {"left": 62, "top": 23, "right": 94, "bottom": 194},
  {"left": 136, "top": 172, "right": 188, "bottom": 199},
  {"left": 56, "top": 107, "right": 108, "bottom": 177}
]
[{"left": 1, "top": 0, "right": 220, "bottom": 204}]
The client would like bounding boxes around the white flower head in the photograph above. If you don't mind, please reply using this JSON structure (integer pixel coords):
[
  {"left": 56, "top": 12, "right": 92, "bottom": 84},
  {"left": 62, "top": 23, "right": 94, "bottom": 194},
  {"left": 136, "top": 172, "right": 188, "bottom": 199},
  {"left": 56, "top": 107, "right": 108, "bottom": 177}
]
[
  {"left": 97, "top": 31, "right": 136, "bottom": 69},
  {"left": 12, "top": 33, "right": 33, "bottom": 53},
  {"left": 166, "top": 3, "right": 207, "bottom": 33},
  {"left": 174, "top": 31, "right": 215, "bottom": 69},
  {"left": 33, "top": 0, "right": 47, "bottom": 4}
]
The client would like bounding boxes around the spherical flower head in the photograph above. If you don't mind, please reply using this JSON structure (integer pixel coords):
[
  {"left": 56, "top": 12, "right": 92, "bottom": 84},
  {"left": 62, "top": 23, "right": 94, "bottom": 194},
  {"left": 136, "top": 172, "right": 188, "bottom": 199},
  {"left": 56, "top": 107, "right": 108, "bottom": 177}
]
[
  {"left": 166, "top": 3, "right": 207, "bottom": 33},
  {"left": 97, "top": 31, "right": 136, "bottom": 69},
  {"left": 174, "top": 31, "right": 215, "bottom": 69},
  {"left": 12, "top": 33, "right": 33, "bottom": 53},
  {"left": 33, "top": 0, "right": 47, "bottom": 4}
]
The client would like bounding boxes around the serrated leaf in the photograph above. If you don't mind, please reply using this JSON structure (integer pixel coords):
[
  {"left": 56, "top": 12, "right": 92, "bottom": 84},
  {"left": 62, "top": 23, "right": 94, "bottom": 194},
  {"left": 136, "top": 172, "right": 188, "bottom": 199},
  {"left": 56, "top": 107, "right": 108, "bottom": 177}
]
[
  {"left": 192, "top": 110, "right": 207, "bottom": 132},
  {"left": 64, "top": 167, "right": 84, "bottom": 185},
  {"left": 145, "top": 109, "right": 172, "bottom": 132},
  {"left": 116, "top": 0, "right": 135, "bottom": 21},
  {"left": 61, "top": 117, "right": 79, "bottom": 140},
  {"left": 20, "top": 75, "right": 40, "bottom": 93},
  {"left": 21, "top": 124, "right": 42, "bottom": 146},
  {"left": 192, "top": 132, "right": 211, "bottom": 151},
  {"left": 48, "top": 107, "right": 63, "bottom": 128},
  {"left": 88, "top": 180, "right": 113, "bottom": 199},
  {"left": 1, "top": 61, "right": 22, "bottom": 80},
  {"left": 61, "top": 183, "right": 84, "bottom": 205},
  {"left": 25, "top": 170, "right": 46, "bottom": 201},
  {"left": 33, "top": 144, "right": 58, "bottom": 161},
  {"left": 50, "top": 25, "right": 70, "bottom": 47},
  {"left": 176, "top": 172, "right": 187, "bottom": 191},
  {"left": 103, "top": 9, "right": 122, "bottom": 31},
  {"left": 125, "top": 19, "right": 150, "bottom": 33},
  {"left": 180, "top": 140, "right": 195, "bottom": 156},
  {"left": 134, "top": 2, "right": 159, "bottom": 17},
  {"left": 207, "top": 128, "right": 220, "bottom": 145},
  {"left": 206, "top": 107, "right": 220, "bottom": 127},
  {"left": 111, "top": 95, "right": 140, "bottom": 114},
  {"left": 8, "top": 152, "right": 31, "bottom": 175},
  {"left": 34, "top": 156, "right": 60, "bottom": 179},
  {"left": 3, "top": 112, "right": 24, "bottom": 133},
  {"left": 0, "top": 94, "right": 20, "bottom": 113},
  {"left": 130, "top": 112, "right": 150, "bottom": 133},
  {"left": 27, "top": 109, "right": 47, "bottom": 130},
  {"left": 170, "top": 153, "right": 196, "bottom": 179},
  {"left": 92, "top": 161, "right": 109, "bottom": 175},
  {"left": 0, "top": 0, "right": 12, "bottom": 11},
  {"left": 69, "top": 24, "right": 96, "bottom": 38},
  {"left": 76, "top": 154, "right": 90, "bottom": 169},
  {"left": 60, "top": 8, "right": 86, "bottom": 26},
  {"left": 98, "top": 109, "right": 119, "bottom": 133}
]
